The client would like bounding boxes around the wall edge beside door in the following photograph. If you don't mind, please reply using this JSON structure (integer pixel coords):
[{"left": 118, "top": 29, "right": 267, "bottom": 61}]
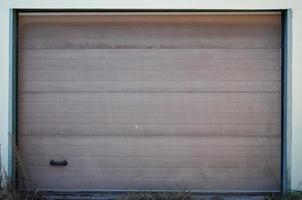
[{"left": 282, "top": 9, "right": 293, "bottom": 193}]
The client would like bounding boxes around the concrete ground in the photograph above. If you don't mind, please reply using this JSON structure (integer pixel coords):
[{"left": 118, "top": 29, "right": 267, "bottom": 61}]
[
  {"left": 192, "top": 195, "right": 265, "bottom": 200},
  {"left": 43, "top": 192, "right": 267, "bottom": 200}
]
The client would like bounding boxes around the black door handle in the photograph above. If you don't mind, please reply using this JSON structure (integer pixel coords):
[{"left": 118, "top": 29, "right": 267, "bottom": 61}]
[{"left": 49, "top": 160, "right": 68, "bottom": 166}]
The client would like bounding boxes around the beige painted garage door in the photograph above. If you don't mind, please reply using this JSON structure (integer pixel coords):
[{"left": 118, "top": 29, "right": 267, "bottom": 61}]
[{"left": 18, "top": 13, "right": 282, "bottom": 192}]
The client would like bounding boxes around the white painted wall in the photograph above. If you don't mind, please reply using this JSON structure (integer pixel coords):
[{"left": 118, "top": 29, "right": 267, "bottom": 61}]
[{"left": 0, "top": 0, "right": 301, "bottom": 190}]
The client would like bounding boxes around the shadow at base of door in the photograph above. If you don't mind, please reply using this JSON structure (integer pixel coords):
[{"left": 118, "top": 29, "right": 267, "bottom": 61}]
[{"left": 40, "top": 191, "right": 266, "bottom": 200}]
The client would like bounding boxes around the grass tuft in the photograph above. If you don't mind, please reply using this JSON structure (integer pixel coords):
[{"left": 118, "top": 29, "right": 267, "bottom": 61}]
[
  {"left": 0, "top": 144, "right": 44, "bottom": 200},
  {"left": 264, "top": 192, "right": 302, "bottom": 200}
]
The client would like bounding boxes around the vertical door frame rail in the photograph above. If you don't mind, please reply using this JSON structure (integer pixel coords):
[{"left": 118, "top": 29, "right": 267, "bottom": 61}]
[{"left": 10, "top": 9, "right": 292, "bottom": 194}]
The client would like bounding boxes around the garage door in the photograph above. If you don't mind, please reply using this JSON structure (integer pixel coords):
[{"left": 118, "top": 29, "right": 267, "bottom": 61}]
[{"left": 18, "top": 13, "right": 282, "bottom": 192}]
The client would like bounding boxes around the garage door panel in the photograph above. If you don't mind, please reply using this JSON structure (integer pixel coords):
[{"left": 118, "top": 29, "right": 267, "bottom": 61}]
[
  {"left": 20, "top": 70, "right": 281, "bottom": 81},
  {"left": 20, "top": 59, "right": 281, "bottom": 71},
  {"left": 19, "top": 15, "right": 281, "bottom": 25},
  {"left": 20, "top": 102, "right": 281, "bottom": 114},
  {"left": 19, "top": 113, "right": 280, "bottom": 124},
  {"left": 18, "top": 14, "right": 281, "bottom": 191},
  {"left": 20, "top": 23, "right": 281, "bottom": 49},
  {"left": 23, "top": 144, "right": 280, "bottom": 158},
  {"left": 20, "top": 124, "right": 281, "bottom": 137},
  {"left": 20, "top": 80, "right": 281, "bottom": 92},
  {"left": 20, "top": 93, "right": 281, "bottom": 103},
  {"left": 21, "top": 33, "right": 281, "bottom": 50},
  {"left": 28, "top": 167, "right": 276, "bottom": 180},
  {"left": 20, "top": 49, "right": 281, "bottom": 60},
  {"left": 19, "top": 15, "right": 281, "bottom": 49},
  {"left": 23, "top": 155, "right": 280, "bottom": 169},
  {"left": 20, "top": 135, "right": 281, "bottom": 147},
  {"left": 32, "top": 177, "right": 279, "bottom": 191}
]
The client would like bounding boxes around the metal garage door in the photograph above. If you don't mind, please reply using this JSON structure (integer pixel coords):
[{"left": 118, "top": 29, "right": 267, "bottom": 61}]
[{"left": 18, "top": 13, "right": 282, "bottom": 192}]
